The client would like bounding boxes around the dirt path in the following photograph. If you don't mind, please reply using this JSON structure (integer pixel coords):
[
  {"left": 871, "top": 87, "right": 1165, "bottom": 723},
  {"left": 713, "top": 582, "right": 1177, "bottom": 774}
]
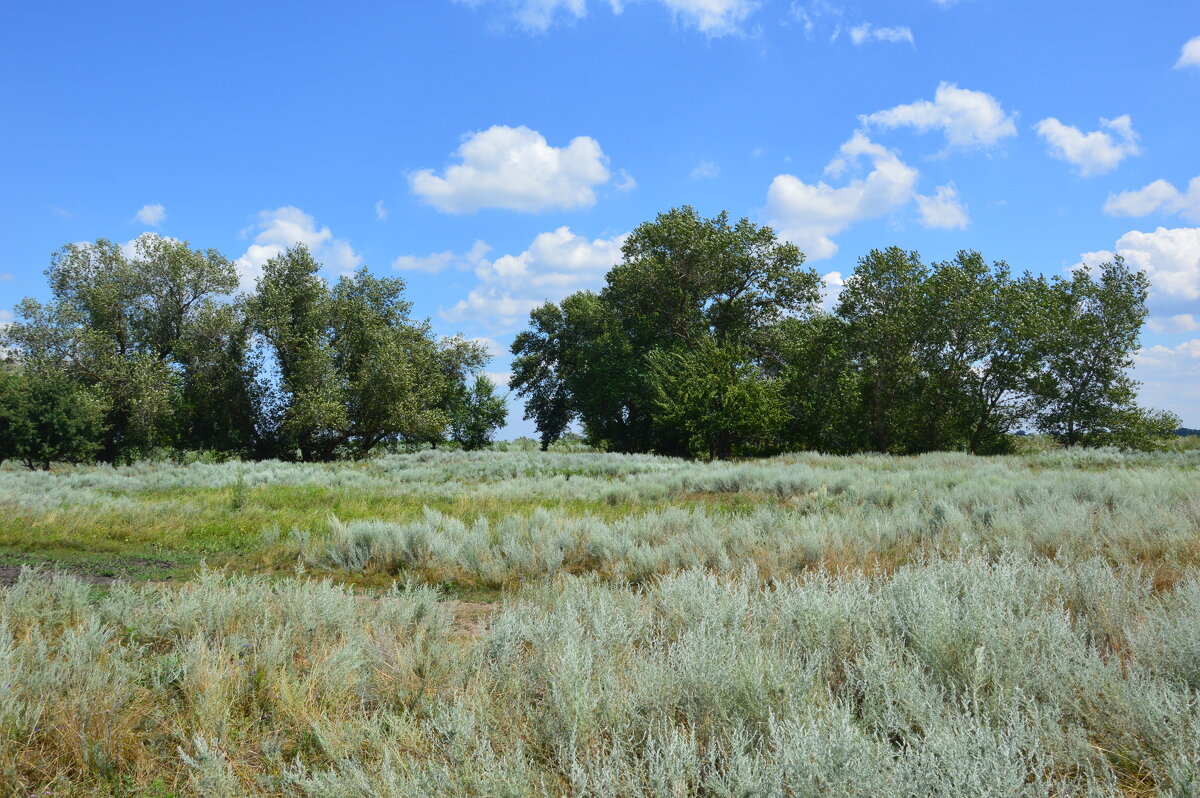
[{"left": 0, "top": 555, "right": 180, "bottom": 587}]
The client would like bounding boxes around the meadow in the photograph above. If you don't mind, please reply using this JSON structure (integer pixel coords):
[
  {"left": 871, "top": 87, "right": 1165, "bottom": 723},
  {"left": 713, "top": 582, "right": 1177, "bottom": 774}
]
[{"left": 2, "top": 446, "right": 1199, "bottom": 796}]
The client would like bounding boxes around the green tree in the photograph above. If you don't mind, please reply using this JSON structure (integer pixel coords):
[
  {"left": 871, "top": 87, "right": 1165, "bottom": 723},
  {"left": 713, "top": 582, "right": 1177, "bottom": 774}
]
[
  {"left": 174, "top": 302, "right": 266, "bottom": 456},
  {"left": 770, "top": 314, "right": 867, "bottom": 454},
  {"left": 1029, "top": 256, "right": 1155, "bottom": 447},
  {"left": 646, "top": 340, "right": 784, "bottom": 459},
  {"left": 835, "top": 247, "right": 928, "bottom": 453},
  {"left": 250, "top": 248, "right": 485, "bottom": 460},
  {"left": 449, "top": 375, "right": 509, "bottom": 450},
  {"left": 511, "top": 207, "right": 820, "bottom": 454},
  {"left": 4, "top": 234, "right": 238, "bottom": 462},
  {"left": 0, "top": 365, "right": 107, "bottom": 470},
  {"left": 913, "top": 253, "right": 1047, "bottom": 454}
]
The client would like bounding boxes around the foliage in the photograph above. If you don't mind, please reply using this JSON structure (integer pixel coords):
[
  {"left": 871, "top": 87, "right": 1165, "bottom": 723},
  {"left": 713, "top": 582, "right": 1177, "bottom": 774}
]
[
  {"left": 512, "top": 206, "right": 822, "bottom": 455},
  {"left": 513, "top": 228, "right": 1176, "bottom": 456},
  {"left": 449, "top": 375, "right": 508, "bottom": 450},
  {"left": 0, "top": 365, "right": 107, "bottom": 470},
  {"left": 646, "top": 340, "right": 784, "bottom": 459},
  {"left": 4, "top": 235, "right": 237, "bottom": 463}
]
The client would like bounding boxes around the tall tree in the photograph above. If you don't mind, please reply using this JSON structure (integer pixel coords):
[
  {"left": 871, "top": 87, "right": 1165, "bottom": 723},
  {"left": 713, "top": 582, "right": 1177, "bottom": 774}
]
[
  {"left": 250, "top": 249, "right": 487, "bottom": 459},
  {"left": 1029, "top": 256, "right": 1157, "bottom": 446},
  {"left": 511, "top": 207, "right": 820, "bottom": 454},
  {"left": 4, "top": 235, "right": 238, "bottom": 462},
  {"left": 835, "top": 247, "right": 928, "bottom": 453}
]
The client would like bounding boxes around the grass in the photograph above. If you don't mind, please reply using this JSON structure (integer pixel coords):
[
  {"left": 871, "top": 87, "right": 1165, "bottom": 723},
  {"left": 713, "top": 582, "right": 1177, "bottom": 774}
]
[{"left": 1, "top": 448, "right": 1199, "bottom": 795}]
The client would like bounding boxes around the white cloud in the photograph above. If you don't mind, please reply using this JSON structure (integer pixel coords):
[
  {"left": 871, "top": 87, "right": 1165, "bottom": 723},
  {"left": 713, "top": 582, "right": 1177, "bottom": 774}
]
[
  {"left": 691, "top": 160, "right": 720, "bottom": 179},
  {"left": 859, "top": 82, "right": 1017, "bottom": 150},
  {"left": 1080, "top": 227, "right": 1200, "bottom": 303},
  {"left": 411, "top": 125, "right": 613, "bottom": 213},
  {"left": 456, "top": 0, "right": 586, "bottom": 32},
  {"left": 615, "top": 168, "right": 638, "bottom": 192},
  {"left": 457, "top": 0, "right": 755, "bottom": 36},
  {"left": 1134, "top": 339, "right": 1200, "bottom": 424},
  {"left": 0, "top": 273, "right": 12, "bottom": 281},
  {"left": 441, "top": 226, "right": 626, "bottom": 329},
  {"left": 1147, "top": 314, "right": 1200, "bottom": 334},
  {"left": 1033, "top": 115, "right": 1140, "bottom": 177},
  {"left": 849, "top": 23, "right": 913, "bottom": 45},
  {"left": 766, "top": 132, "right": 919, "bottom": 259},
  {"left": 472, "top": 337, "right": 509, "bottom": 358},
  {"left": 0, "top": 309, "right": 12, "bottom": 324},
  {"left": 133, "top": 204, "right": 166, "bottom": 227},
  {"left": 656, "top": 0, "right": 757, "bottom": 36},
  {"left": 1104, "top": 176, "right": 1200, "bottom": 222},
  {"left": 375, "top": 200, "right": 390, "bottom": 221},
  {"left": 1176, "top": 35, "right": 1200, "bottom": 69},
  {"left": 393, "top": 240, "right": 491, "bottom": 274},
  {"left": 235, "top": 206, "right": 363, "bottom": 288},
  {"left": 915, "top": 183, "right": 969, "bottom": 229}
]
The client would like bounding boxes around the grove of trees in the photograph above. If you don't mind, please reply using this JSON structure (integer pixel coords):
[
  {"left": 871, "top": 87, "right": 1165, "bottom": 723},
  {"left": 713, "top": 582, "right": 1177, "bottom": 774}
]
[
  {"left": 0, "top": 236, "right": 508, "bottom": 468},
  {"left": 511, "top": 206, "right": 1179, "bottom": 458},
  {"left": 0, "top": 206, "right": 1180, "bottom": 468}
]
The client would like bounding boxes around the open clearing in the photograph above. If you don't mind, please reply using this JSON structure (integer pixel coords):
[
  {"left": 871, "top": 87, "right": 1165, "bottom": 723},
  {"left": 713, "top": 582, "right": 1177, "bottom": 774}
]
[{"left": 3, "top": 448, "right": 1200, "bottom": 796}]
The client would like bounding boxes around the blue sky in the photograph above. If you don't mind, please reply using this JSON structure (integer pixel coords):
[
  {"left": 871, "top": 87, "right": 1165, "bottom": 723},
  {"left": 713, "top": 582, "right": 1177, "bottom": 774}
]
[{"left": 2, "top": 0, "right": 1198, "bottom": 432}]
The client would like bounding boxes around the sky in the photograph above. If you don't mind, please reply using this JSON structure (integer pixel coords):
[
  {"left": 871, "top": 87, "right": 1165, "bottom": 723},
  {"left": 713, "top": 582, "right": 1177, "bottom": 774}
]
[{"left": 1, "top": 0, "right": 1198, "bottom": 433}]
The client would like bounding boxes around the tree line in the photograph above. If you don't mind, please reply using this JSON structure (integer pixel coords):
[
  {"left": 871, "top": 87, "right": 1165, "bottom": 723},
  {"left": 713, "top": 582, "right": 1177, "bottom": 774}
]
[
  {"left": 511, "top": 206, "right": 1179, "bottom": 458},
  {"left": 0, "top": 236, "right": 506, "bottom": 469}
]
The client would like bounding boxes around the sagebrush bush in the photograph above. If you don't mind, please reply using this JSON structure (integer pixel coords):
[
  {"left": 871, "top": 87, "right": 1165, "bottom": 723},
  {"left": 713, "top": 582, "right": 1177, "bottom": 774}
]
[{"left": 5, "top": 559, "right": 1200, "bottom": 795}]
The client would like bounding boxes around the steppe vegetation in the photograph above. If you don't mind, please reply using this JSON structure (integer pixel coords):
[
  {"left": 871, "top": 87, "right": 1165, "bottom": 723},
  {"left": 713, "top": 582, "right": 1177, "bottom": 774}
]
[
  {"left": 2, "top": 207, "right": 1197, "bottom": 795},
  {"left": 2, "top": 447, "right": 1199, "bottom": 796}
]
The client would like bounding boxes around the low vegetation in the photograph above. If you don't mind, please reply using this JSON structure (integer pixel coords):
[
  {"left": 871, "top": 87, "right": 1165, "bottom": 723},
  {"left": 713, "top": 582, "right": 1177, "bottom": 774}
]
[{"left": 1, "top": 449, "right": 1199, "bottom": 795}]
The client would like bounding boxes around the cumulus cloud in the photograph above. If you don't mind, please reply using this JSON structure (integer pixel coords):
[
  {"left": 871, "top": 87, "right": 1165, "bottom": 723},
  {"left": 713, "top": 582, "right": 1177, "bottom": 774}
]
[
  {"left": 766, "top": 133, "right": 919, "bottom": 259},
  {"left": 691, "top": 160, "right": 720, "bottom": 179},
  {"left": 411, "top": 125, "right": 613, "bottom": 213},
  {"left": 235, "top": 207, "right": 363, "bottom": 288},
  {"left": 393, "top": 240, "right": 492, "bottom": 274},
  {"left": 457, "top": 0, "right": 755, "bottom": 36},
  {"left": 1034, "top": 115, "right": 1140, "bottom": 177},
  {"left": 374, "top": 200, "right": 390, "bottom": 221},
  {"left": 849, "top": 23, "right": 913, "bottom": 45},
  {"left": 859, "top": 82, "right": 1017, "bottom": 150},
  {"left": 1147, "top": 314, "right": 1200, "bottom": 334},
  {"left": 1176, "top": 35, "right": 1200, "bottom": 69},
  {"left": 1104, "top": 176, "right": 1200, "bottom": 222},
  {"left": 915, "top": 183, "right": 969, "bottom": 229},
  {"left": 1134, "top": 338, "right": 1200, "bottom": 424},
  {"left": 440, "top": 226, "right": 626, "bottom": 329},
  {"left": 1079, "top": 227, "right": 1200, "bottom": 304},
  {"left": 133, "top": 204, "right": 166, "bottom": 227},
  {"left": 656, "top": 0, "right": 757, "bottom": 36}
]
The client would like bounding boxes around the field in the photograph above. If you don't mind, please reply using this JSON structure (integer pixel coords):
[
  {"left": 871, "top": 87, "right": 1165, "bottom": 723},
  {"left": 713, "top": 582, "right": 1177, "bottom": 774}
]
[{"left": 3, "top": 448, "right": 1200, "bottom": 796}]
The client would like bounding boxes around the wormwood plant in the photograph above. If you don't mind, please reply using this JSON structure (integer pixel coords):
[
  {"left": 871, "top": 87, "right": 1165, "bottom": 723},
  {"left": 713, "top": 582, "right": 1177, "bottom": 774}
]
[{"left": 3, "top": 559, "right": 1200, "bottom": 795}]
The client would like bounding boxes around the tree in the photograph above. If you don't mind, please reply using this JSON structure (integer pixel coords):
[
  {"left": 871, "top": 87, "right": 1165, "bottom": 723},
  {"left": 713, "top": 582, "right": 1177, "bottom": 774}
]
[
  {"left": 174, "top": 302, "right": 266, "bottom": 456},
  {"left": 770, "top": 314, "right": 868, "bottom": 454},
  {"left": 4, "top": 234, "right": 238, "bottom": 462},
  {"left": 647, "top": 340, "right": 784, "bottom": 459},
  {"left": 1029, "top": 256, "right": 1154, "bottom": 446},
  {"left": 0, "top": 365, "right": 107, "bottom": 470},
  {"left": 835, "top": 247, "right": 928, "bottom": 453},
  {"left": 913, "top": 253, "right": 1046, "bottom": 454},
  {"left": 449, "top": 376, "right": 508, "bottom": 450},
  {"left": 249, "top": 249, "right": 486, "bottom": 460},
  {"left": 510, "top": 207, "right": 820, "bottom": 454}
]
